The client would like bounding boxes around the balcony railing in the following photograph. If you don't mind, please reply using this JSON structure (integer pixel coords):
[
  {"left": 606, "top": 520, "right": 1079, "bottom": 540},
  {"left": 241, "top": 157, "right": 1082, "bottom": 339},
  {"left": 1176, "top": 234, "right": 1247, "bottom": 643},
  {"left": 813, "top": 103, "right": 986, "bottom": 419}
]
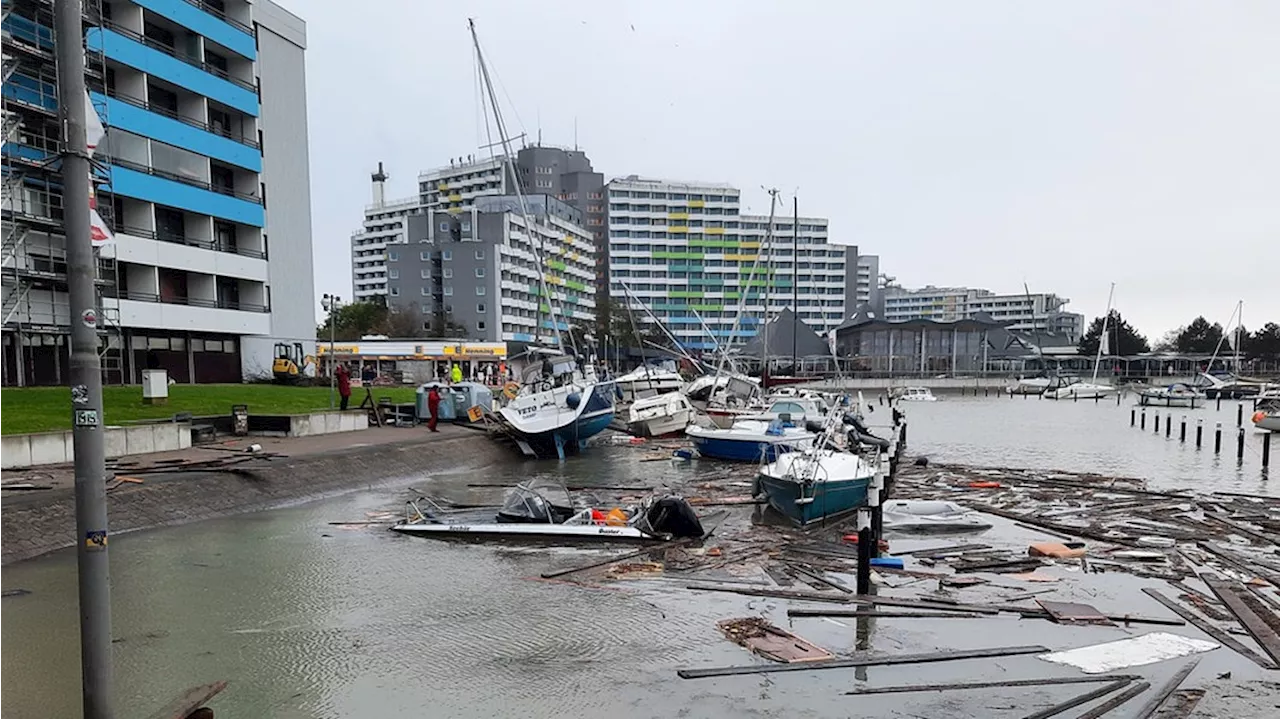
[
  {"left": 179, "top": 0, "right": 256, "bottom": 37},
  {"left": 106, "top": 90, "right": 260, "bottom": 149},
  {"left": 102, "top": 21, "right": 257, "bottom": 93},
  {"left": 106, "top": 155, "right": 262, "bottom": 204},
  {"left": 118, "top": 290, "right": 269, "bottom": 313},
  {"left": 113, "top": 223, "right": 266, "bottom": 259}
]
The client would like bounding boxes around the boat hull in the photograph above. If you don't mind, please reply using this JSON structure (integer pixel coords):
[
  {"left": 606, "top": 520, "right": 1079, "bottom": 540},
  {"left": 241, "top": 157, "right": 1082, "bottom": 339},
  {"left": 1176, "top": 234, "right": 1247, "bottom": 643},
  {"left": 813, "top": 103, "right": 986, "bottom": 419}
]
[
  {"left": 690, "top": 434, "right": 812, "bottom": 462},
  {"left": 391, "top": 522, "right": 660, "bottom": 542},
  {"left": 1137, "top": 394, "right": 1204, "bottom": 408},
  {"left": 756, "top": 473, "right": 869, "bottom": 527},
  {"left": 1046, "top": 385, "right": 1119, "bottom": 400},
  {"left": 1254, "top": 414, "right": 1280, "bottom": 432},
  {"left": 629, "top": 409, "right": 692, "bottom": 438},
  {"left": 499, "top": 382, "right": 616, "bottom": 459}
]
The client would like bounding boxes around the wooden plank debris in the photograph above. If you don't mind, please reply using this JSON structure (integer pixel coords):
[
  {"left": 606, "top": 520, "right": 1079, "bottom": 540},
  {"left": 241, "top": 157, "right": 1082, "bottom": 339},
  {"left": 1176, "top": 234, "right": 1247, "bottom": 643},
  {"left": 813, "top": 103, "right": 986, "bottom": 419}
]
[
  {"left": 1019, "top": 679, "right": 1135, "bottom": 719},
  {"left": 1132, "top": 659, "right": 1200, "bottom": 719},
  {"left": 540, "top": 537, "right": 695, "bottom": 580},
  {"left": 1202, "top": 576, "right": 1280, "bottom": 666},
  {"left": 891, "top": 542, "right": 991, "bottom": 558},
  {"left": 1036, "top": 599, "right": 1115, "bottom": 626},
  {"left": 1140, "top": 589, "right": 1275, "bottom": 670},
  {"left": 1073, "top": 680, "right": 1150, "bottom": 719},
  {"left": 789, "top": 608, "right": 986, "bottom": 619},
  {"left": 843, "top": 673, "right": 1140, "bottom": 696},
  {"left": 143, "top": 681, "right": 228, "bottom": 719},
  {"left": 716, "top": 617, "right": 833, "bottom": 663},
  {"left": 677, "top": 644, "right": 1049, "bottom": 679},
  {"left": 784, "top": 563, "right": 853, "bottom": 594}
]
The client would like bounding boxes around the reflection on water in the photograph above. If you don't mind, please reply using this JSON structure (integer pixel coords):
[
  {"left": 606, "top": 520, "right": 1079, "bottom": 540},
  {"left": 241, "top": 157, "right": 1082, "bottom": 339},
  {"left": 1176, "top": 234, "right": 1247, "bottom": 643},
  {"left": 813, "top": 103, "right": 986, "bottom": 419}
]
[{"left": 2, "top": 397, "right": 1274, "bottom": 717}]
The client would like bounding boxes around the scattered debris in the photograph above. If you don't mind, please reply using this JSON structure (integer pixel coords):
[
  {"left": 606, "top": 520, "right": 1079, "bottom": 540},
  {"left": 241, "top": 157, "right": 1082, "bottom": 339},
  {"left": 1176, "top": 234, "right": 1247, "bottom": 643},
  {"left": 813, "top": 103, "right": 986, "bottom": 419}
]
[
  {"left": 1035, "top": 599, "right": 1115, "bottom": 626},
  {"left": 716, "top": 617, "right": 832, "bottom": 663},
  {"left": 1021, "top": 677, "right": 1136, "bottom": 719},
  {"left": 843, "top": 673, "right": 1140, "bottom": 696},
  {"left": 1132, "top": 659, "right": 1200, "bottom": 719},
  {"left": 677, "top": 644, "right": 1049, "bottom": 679},
  {"left": 1038, "top": 632, "right": 1219, "bottom": 674}
]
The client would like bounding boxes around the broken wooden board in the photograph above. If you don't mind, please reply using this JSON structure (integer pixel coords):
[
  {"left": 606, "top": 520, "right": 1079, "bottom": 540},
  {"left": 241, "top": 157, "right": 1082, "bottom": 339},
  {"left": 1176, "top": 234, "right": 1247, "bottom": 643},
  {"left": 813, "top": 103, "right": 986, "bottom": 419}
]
[
  {"left": 143, "top": 681, "right": 228, "bottom": 719},
  {"left": 1142, "top": 588, "right": 1276, "bottom": 670},
  {"left": 1202, "top": 576, "right": 1280, "bottom": 666},
  {"left": 1036, "top": 599, "right": 1115, "bottom": 626},
  {"left": 716, "top": 617, "right": 832, "bottom": 663},
  {"left": 678, "top": 644, "right": 1049, "bottom": 679},
  {"left": 1038, "top": 632, "right": 1218, "bottom": 674}
]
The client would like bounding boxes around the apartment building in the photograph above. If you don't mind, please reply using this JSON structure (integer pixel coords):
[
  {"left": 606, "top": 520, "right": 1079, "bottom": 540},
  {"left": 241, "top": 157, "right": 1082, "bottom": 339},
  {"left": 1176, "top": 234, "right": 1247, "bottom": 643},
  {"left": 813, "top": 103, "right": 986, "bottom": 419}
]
[
  {"left": 606, "top": 176, "right": 856, "bottom": 352},
  {"left": 850, "top": 254, "right": 881, "bottom": 314},
  {"left": 384, "top": 195, "right": 595, "bottom": 343},
  {"left": 2, "top": 0, "right": 314, "bottom": 385},
  {"left": 883, "top": 286, "right": 1084, "bottom": 340}
]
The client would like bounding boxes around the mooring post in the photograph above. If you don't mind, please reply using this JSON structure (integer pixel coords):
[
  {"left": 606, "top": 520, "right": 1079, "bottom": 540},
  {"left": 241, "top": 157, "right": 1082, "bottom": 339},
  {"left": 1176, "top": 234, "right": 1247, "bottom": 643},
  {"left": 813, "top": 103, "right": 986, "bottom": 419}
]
[
  {"left": 1237, "top": 427, "right": 1246, "bottom": 462},
  {"left": 1180, "top": 416, "right": 1186, "bottom": 443},
  {"left": 1217, "top": 395, "right": 1222, "bottom": 411},
  {"left": 1131, "top": 408, "right": 1136, "bottom": 427},
  {"left": 1154, "top": 412, "right": 1160, "bottom": 434},
  {"left": 1196, "top": 418, "right": 1203, "bottom": 448},
  {"left": 1263, "top": 432, "right": 1271, "bottom": 469},
  {"left": 1141, "top": 410, "right": 1147, "bottom": 430},
  {"left": 1116, "top": 392, "right": 1121, "bottom": 406},
  {"left": 870, "top": 453, "right": 885, "bottom": 559},
  {"left": 856, "top": 508, "right": 873, "bottom": 594},
  {"left": 1073, "top": 390, "right": 1078, "bottom": 403},
  {"left": 1215, "top": 422, "right": 1223, "bottom": 454},
  {"left": 1166, "top": 415, "right": 1172, "bottom": 438},
  {"left": 1237, "top": 403, "right": 1243, "bottom": 427}
]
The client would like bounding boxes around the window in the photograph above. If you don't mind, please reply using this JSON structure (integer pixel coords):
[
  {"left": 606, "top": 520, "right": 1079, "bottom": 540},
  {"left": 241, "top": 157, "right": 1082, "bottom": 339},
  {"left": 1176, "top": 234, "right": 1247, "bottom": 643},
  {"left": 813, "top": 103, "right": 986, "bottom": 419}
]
[
  {"left": 420, "top": 269, "right": 429, "bottom": 279},
  {"left": 389, "top": 269, "right": 399, "bottom": 279},
  {"left": 477, "top": 303, "right": 486, "bottom": 313},
  {"left": 475, "top": 267, "right": 485, "bottom": 278},
  {"left": 442, "top": 251, "right": 452, "bottom": 260},
  {"left": 155, "top": 207, "right": 185, "bottom": 240},
  {"left": 474, "top": 249, "right": 485, "bottom": 260},
  {"left": 477, "top": 320, "right": 487, "bottom": 331},
  {"left": 390, "top": 287, "right": 400, "bottom": 296},
  {"left": 439, "top": 221, "right": 450, "bottom": 231},
  {"left": 461, "top": 220, "right": 472, "bottom": 231},
  {"left": 476, "top": 286, "right": 486, "bottom": 296},
  {"left": 443, "top": 268, "right": 453, "bottom": 278},
  {"left": 388, "top": 251, "right": 398, "bottom": 261},
  {"left": 444, "top": 286, "right": 453, "bottom": 296},
  {"left": 420, "top": 287, "right": 429, "bottom": 296}
]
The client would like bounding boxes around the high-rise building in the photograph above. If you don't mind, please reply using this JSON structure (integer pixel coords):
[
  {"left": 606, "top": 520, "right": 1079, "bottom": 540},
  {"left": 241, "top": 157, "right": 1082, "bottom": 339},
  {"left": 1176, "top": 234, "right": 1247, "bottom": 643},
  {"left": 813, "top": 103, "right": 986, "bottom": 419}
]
[
  {"left": 849, "top": 254, "right": 881, "bottom": 314},
  {"left": 384, "top": 195, "right": 595, "bottom": 342},
  {"left": 883, "top": 286, "right": 1084, "bottom": 340},
  {"left": 2, "top": 0, "right": 314, "bottom": 385},
  {"left": 606, "top": 176, "right": 855, "bottom": 351}
]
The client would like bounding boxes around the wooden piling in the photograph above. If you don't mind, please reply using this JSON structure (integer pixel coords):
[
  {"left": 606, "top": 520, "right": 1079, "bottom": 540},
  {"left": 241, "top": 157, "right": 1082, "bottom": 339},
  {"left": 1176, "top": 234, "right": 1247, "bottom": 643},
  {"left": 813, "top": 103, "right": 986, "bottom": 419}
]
[
  {"left": 1196, "top": 418, "right": 1203, "bottom": 448},
  {"left": 1264, "top": 432, "right": 1271, "bottom": 469},
  {"left": 1215, "top": 422, "right": 1222, "bottom": 454},
  {"left": 1237, "top": 426, "right": 1246, "bottom": 461}
]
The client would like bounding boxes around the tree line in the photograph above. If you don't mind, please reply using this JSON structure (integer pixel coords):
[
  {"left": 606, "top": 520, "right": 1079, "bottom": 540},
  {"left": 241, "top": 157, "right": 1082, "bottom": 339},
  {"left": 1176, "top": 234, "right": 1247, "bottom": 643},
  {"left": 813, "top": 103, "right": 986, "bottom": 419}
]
[{"left": 1078, "top": 311, "right": 1280, "bottom": 359}]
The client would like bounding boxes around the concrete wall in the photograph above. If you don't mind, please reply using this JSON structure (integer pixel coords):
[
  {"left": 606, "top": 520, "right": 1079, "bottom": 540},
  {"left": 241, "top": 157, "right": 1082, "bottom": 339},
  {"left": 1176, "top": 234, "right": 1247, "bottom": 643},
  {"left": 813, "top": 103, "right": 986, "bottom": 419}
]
[
  {"left": 1, "top": 423, "right": 193, "bottom": 469},
  {"left": 287, "top": 410, "right": 369, "bottom": 437}
]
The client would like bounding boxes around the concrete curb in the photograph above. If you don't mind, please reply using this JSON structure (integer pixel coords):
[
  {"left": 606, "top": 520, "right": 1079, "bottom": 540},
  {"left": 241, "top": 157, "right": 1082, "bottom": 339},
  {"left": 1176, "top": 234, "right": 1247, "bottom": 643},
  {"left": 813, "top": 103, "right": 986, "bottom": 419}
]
[{"left": 1, "top": 433, "right": 510, "bottom": 565}]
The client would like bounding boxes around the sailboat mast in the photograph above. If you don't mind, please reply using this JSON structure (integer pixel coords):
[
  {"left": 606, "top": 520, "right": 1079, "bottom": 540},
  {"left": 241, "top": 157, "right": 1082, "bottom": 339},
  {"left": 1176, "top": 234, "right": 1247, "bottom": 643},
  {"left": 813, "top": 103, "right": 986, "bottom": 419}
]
[
  {"left": 1092, "top": 282, "right": 1115, "bottom": 384},
  {"left": 792, "top": 196, "right": 799, "bottom": 372},
  {"left": 468, "top": 19, "right": 564, "bottom": 350},
  {"left": 761, "top": 189, "right": 779, "bottom": 380},
  {"left": 1235, "top": 300, "right": 1242, "bottom": 374}
]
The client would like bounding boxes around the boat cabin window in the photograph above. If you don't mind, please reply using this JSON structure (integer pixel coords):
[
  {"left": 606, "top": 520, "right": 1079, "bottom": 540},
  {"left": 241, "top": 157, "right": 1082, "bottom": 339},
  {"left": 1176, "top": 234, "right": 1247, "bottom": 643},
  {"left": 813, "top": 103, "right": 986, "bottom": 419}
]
[{"left": 769, "top": 401, "right": 807, "bottom": 416}]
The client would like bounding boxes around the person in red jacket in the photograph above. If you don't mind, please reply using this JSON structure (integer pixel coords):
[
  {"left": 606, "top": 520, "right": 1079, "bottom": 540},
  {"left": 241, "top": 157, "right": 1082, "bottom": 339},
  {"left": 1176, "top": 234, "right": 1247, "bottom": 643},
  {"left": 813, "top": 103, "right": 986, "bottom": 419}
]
[
  {"left": 427, "top": 384, "right": 442, "bottom": 432},
  {"left": 335, "top": 364, "right": 352, "bottom": 410}
]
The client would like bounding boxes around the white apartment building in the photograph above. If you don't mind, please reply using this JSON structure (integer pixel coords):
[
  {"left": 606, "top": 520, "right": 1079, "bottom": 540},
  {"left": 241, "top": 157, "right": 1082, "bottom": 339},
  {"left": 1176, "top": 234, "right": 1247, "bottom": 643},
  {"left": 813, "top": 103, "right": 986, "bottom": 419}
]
[
  {"left": 2, "top": 0, "right": 314, "bottom": 385},
  {"left": 607, "top": 176, "right": 855, "bottom": 352},
  {"left": 883, "top": 286, "right": 1084, "bottom": 340}
]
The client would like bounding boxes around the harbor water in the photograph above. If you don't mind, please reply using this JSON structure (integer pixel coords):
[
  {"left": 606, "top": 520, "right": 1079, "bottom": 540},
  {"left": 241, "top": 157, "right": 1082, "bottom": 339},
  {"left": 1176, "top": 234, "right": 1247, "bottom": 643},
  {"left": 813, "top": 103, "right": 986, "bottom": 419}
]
[{"left": 2, "top": 395, "right": 1275, "bottom": 717}]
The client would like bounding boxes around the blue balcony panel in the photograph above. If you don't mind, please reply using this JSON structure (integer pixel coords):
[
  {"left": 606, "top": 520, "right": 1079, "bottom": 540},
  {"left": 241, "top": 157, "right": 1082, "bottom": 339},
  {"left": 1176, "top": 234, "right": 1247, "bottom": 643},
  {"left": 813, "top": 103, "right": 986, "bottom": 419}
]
[
  {"left": 93, "top": 92, "right": 261, "bottom": 172},
  {"left": 511, "top": 333, "right": 535, "bottom": 343},
  {"left": 108, "top": 165, "right": 264, "bottom": 227},
  {"left": 133, "top": 0, "right": 256, "bottom": 61},
  {"left": 87, "top": 28, "right": 259, "bottom": 117}
]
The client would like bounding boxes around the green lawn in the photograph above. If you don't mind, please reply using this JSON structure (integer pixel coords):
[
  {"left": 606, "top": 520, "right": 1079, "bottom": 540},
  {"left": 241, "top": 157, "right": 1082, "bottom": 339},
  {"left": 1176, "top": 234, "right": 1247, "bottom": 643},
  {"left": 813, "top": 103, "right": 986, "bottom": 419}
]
[{"left": 0, "top": 384, "right": 419, "bottom": 435}]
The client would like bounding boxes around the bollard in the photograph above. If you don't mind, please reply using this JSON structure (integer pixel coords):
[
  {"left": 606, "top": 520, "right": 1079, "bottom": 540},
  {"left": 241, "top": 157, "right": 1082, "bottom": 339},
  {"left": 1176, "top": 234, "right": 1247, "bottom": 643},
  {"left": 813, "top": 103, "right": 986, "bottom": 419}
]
[
  {"left": 900, "top": 422, "right": 908, "bottom": 447},
  {"left": 1180, "top": 416, "right": 1186, "bottom": 443},
  {"left": 1154, "top": 412, "right": 1160, "bottom": 434},
  {"left": 1216, "top": 395, "right": 1222, "bottom": 411},
  {"left": 1073, "top": 390, "right": 1078, "bottom": 403},
  {"left": 1237, "top": 427, "right": 1246, "bottom": 462},
  {"left": 1166, "top": 414, "right": 1172, "bottom": 438},
  {"left": 1131, "top": 408, "right": 1136, "bottom": 427},
  {"left": 985, "top": 387, "right": 989, "bottom": 397},
  {"left": 1141, "top": 410, "right": 1147, "bottom": 430},
  {"left": 1116, "top": 393, "right": 1121, "bottom": 406},
  {"left": 1094, "top": 394, "right": 1100, "bottom": 404},
  {"left": 1196, "top": 418, "right": 1203, "bottom": 448},
  {"left": 870, "top": 454, "right": 886, "bottom": 558},
  {"left": 1264, "top": 433, "right": 1271, "bottom": 469},
  {"left": 1215, "top": 422, "right": 1223, "bottom": 454},
  {"left": 855, "top": 509, "right": 873, "bottom": 594},
  {"left": 1237, "top": 403, "right": 1243, "bottom": 427}
]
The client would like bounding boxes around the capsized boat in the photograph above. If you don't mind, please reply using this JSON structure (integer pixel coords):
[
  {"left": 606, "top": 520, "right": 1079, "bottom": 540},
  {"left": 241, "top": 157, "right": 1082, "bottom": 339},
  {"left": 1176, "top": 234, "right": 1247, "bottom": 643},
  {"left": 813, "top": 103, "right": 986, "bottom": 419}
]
[
  {"left": 1136, "top": 383, "right": 1206, "bottom": 408},
  {"left": 627, "top": 392, "right": 695, "bottom": 437},
  {"left": 391, "top": 479, "right": 705, "bottom": 542},
  {"left": 881, "top": 500, "right": 993, "bottom": 533},
  {"left": 686, "top": 419, "right": 816, "bottom": 462},
  {"left": 685, "top": 373, "right": 764, "bottom": 429},
  {"left": 496, "top": 350, "right": 617, "bottom": 459},
  {"left": 614, "top": 364, "right": 685, "bottom": 401}
]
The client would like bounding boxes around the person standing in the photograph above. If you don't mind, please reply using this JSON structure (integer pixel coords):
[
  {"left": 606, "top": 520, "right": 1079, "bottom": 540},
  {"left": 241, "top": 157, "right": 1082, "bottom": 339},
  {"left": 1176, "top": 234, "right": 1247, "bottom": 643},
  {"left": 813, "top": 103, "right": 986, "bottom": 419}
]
[
  {"left": 336, "top": 363, "right": 352, "bottom": 411},
  {"left": 450, "top": 363, "right": 463, "bottom": 384},
  {"left": 427, "top": 384, "right": 442, "bottom": 432}
]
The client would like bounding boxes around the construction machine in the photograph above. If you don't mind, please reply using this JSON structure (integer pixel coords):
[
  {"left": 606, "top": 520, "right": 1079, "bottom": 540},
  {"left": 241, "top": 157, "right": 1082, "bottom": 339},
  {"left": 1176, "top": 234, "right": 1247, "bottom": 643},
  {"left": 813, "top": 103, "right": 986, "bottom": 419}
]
[{"left": 272, "top": 342, "right": 315, "bottom": 384}]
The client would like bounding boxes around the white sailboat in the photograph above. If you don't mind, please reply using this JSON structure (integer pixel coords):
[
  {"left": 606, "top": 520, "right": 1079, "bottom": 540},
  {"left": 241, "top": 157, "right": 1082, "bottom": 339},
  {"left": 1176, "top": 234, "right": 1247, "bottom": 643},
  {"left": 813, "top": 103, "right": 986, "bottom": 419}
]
[
  {"left": 467, "top": 20, "right": 616, "bottom": 459},
  {"left": 1047, "top": 283, "right": 1120, "bottom": 400}
]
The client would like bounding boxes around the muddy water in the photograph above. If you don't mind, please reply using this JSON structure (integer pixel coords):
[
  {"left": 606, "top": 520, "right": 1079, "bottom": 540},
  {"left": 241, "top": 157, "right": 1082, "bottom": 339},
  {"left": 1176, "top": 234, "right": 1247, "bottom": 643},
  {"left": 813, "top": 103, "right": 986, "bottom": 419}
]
[{"left": 2, "top": 397, "right": 1275, "bottom": 717}]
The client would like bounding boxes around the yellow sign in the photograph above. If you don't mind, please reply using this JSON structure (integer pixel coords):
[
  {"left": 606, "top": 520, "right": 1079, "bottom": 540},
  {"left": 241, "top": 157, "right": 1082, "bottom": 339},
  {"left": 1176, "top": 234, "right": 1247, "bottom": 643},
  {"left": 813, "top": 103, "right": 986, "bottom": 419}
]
[
  {"left": 443, "top": 344, "right": 506, "bottom": 357},
  {"left": 467, "top": 406, "right": 484, "bottom": 422},
  {"left": 317, "top": 345, "right": 358, "bottom": 355}
]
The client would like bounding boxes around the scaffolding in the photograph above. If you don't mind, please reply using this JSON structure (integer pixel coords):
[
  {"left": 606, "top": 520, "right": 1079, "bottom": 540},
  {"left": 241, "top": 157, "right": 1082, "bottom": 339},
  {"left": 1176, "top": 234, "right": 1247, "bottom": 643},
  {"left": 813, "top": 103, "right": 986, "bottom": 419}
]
[{"left": 2, "top": 0, "right": 122, "bottom": 386}]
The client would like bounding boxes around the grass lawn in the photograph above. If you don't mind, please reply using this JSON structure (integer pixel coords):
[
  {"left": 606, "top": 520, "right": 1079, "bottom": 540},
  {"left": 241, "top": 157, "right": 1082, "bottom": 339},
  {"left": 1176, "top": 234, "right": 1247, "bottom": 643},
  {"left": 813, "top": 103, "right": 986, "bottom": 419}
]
[{"left": 0, "top": 384, "right": 419, "bottom": 435}]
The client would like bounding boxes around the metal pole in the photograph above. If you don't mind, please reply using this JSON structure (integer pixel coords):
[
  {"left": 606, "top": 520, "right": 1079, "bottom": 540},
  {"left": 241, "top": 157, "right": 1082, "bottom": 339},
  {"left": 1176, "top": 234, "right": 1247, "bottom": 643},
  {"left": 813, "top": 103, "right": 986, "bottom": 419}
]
[
  {"left": 55, "top": 0, "right": 114, "bottom": 715},
  {"left": 1237, "top": 427, "right": 1245, "bottom": 461},
  {"left": 1215, "top": 422, "right": 1222, "bottom": 454},
  {"left": 1196, "top": 418, "right": 1203, "bottom": 448}
]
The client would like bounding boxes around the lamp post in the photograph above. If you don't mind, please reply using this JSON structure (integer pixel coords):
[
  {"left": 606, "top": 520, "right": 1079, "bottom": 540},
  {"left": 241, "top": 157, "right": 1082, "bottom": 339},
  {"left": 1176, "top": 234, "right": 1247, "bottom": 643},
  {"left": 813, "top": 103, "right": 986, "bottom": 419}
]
[{"left": 322, "top": 294, "right": 342, "bottom": 408}]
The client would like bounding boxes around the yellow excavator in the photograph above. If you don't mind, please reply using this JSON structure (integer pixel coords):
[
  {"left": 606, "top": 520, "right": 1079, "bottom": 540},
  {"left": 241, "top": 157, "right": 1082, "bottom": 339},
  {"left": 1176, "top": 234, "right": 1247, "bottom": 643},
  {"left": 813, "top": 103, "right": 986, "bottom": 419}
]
[{"left": 272, "top": 342, "right": 316, "bottom": 384}]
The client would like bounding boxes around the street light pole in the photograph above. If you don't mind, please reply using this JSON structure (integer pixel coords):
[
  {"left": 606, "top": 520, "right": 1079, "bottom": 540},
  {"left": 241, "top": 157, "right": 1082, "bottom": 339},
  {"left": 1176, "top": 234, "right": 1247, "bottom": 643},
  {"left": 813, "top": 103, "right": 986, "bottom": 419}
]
[
  {"left": 324, "top": 294, "right": 340, "bottom": 409},
  {"left": 55, "top": 1, "right": 114, "bottom": 716}
]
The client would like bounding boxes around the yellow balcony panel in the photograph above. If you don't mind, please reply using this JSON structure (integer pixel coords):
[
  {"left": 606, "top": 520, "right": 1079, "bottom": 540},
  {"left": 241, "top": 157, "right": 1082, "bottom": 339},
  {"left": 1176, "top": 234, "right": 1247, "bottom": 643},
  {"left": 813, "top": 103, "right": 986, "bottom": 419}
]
[
  {"left": 437, "top": 182, "right": 449, "bottom": 191},
  {"left": 669, "top": 226, "right": 689, "bottom": 233},
  {"left": 705, "top": 227, "right": 725, "bottom": 235},
  {"left": 724, "top": 253, "right": 758, "bottom": 261},
  {"left": 667, "top": 212, "right": 690, "bottom": 220},
  {"left": 448, "top": 193, "right": 462, "bottom": 202},
  {"left": 740, "top": 241, "right": 761, "bottom": 249},
  {"left": 688, "top": 200, "right": 705, "bottom": 208}
]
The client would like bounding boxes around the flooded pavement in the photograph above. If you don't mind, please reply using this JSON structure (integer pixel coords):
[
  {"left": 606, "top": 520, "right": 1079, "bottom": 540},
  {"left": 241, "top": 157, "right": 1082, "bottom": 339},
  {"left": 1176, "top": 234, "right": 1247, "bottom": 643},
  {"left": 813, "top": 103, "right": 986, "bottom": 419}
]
[{"left": 3, "top": 396, "right": 1278, "bottom": 718}]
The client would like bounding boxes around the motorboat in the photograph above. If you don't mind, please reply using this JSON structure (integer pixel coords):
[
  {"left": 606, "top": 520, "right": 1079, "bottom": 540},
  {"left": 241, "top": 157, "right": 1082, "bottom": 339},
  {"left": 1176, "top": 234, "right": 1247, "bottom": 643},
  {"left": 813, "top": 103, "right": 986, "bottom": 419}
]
[
  {"left": 756, "top": 448, "right": 875, "bottom": 527},
  {"left": 391, "top": 480, "right": 704, "bottom": 543},
  {"left": 1136, "top": 383, "right": 1206, "bottom": 408},
  {"left": 891, "top": 387, "right": 938, "bottom": 402},
  {"left": 737, "top": 397, "right": 828, "bottom": 424},
  {"left": 613, "top": 364, "right": 685, "bottom": 401},
  {"left": 1194, "top": 372, "right": 1277, "bottom": 400},
  {"left": 1008, "top": 375, "right": 1052, "bottom": 395},
  {"left": 881, "top": 500, "right": 993, "bottom": 533},
  {"left": 686, "top": 373, "right": 766, "bottom": 429},
  {"left": 686, "top": 419, "right": 817, "bottom": 462},
  {"left": 1253, "top": 391, "right": 1280, "bottom": 432},
  {"left": 1046, "top": 379, "right": 1119, "bottom": 400},
  {"left": 627, "top": 392, "right": 695, "bottom": 437},
  {"left": 496, "top": 350, "right": 617, "bottom": 459}
]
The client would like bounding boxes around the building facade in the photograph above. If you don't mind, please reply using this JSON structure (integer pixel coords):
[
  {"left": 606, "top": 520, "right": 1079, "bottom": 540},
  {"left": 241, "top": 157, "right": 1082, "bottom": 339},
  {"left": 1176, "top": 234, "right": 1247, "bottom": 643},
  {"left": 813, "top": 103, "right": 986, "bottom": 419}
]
[
  {"left": 606, "top": 176, "right": 855, "bottom": 352},
  {"left": 883, "top": 286, "right": 1083, "bottom": 341},
  {"left": 849, "top": 254, "right": 881, "bottom": 314},
  {"left": 384, "top": 195, "right": 595, "bottom": 343},
  {"left": 2, "top": 0, "right": 314, "bottom": 385}
]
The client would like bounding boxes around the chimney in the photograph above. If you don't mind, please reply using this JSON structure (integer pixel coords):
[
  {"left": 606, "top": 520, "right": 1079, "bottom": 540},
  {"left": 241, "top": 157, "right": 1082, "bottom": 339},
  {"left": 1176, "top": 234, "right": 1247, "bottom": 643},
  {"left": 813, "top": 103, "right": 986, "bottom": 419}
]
[{"left": 371, "top": 162, "right": 388, "bottom": 208}]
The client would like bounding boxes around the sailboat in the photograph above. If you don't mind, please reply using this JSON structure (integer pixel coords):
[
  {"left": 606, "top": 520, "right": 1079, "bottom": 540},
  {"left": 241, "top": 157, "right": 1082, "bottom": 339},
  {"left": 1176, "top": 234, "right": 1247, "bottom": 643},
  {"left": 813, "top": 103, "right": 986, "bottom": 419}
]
[
  {"left": 1046, "top": 283, "right": 1120, "bottom": 400},
  {"left": 466, "top": 20, "right": 616, "bottom": 459}
]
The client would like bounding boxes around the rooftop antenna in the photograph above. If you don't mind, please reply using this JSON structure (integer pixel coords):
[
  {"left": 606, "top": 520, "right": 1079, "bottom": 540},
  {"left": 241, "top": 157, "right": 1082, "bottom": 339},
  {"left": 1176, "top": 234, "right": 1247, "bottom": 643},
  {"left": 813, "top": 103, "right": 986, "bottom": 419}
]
[{"left": 574, "top": 116, "right": 578, "bottom": 151}]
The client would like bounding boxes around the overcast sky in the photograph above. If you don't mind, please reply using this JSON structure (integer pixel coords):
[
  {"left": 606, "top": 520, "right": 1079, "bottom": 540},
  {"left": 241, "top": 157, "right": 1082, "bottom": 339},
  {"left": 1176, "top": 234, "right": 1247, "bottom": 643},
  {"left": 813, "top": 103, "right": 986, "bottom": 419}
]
[{"left": 298, "top": 0, "right": 1278, "bottom": 340}]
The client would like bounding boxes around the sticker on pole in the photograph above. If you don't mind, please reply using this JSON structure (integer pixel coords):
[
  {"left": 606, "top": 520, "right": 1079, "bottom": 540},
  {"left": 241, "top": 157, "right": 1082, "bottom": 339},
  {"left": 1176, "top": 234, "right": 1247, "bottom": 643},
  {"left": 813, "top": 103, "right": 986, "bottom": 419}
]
[
  {"left": 74, "top": 409, "right": 100, "bottom": 427},
  {"left": 71, "top": 384, "right": 89, "bottom": 405},
  {"left": 81, "top": 308, "right": 98, "bottom": 328},
  {"left": 85, "top": 530, "right": 108, "bottom": 550}
]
